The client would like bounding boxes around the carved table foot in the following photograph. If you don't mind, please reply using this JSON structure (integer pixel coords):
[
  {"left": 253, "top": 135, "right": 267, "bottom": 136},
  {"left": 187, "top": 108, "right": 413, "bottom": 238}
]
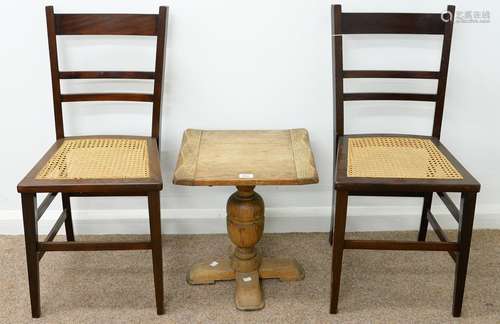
[
  {"left": 235, "top": 271, "right": 263, "bottom": 310},
  {"left": 187, "top": 259, "right": 235, "bottom": 285},
  {"left": 259, "top": 257, "right": 305, "bottom": 282}
]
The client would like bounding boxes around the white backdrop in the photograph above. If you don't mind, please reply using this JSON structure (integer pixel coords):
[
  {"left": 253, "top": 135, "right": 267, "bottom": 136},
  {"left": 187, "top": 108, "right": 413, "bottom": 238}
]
[{"left": 0, "top": 0, "right": 499, "bottom": 234}]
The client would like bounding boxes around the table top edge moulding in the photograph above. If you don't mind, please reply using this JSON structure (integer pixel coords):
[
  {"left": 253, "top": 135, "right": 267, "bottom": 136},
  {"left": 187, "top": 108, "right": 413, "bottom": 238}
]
[{"left": 172, "top": 128, "right": 319, "bottom": 186}]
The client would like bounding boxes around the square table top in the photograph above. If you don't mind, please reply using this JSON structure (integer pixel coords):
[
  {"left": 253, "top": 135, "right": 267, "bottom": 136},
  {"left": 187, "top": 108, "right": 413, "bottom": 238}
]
[{"left": 173, "top": 129, "right": 319, "bottom": 186}]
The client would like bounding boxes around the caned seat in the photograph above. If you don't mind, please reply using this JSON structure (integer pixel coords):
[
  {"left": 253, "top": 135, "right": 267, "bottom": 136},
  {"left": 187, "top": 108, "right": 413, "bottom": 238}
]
[
  {"left": 335, "top": 135, "right": 479, "bottom": 193},
  {"left": 18, "top": 136, "right": 162, "bottom": 194}
]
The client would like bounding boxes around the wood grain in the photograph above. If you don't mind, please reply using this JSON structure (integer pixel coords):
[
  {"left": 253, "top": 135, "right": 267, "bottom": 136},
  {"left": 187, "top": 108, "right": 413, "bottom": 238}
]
[
  {"left": 173, "top": 129, "right": 319, "bottom": 186},
  {"left": 289, "top": 129, "right": 318, "bottom": 182},
  {"left": 341, "top": 12, "right": 446, "bottom": 35},
  {"left": 54, "top": 13, "right": 158, "bottom": 35},
  {"left": 173, "top": 129, "right": 202, "bottom": 185}
]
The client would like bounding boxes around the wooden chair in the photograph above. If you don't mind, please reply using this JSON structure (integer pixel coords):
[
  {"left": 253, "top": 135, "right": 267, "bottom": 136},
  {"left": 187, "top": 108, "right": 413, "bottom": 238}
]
[
  {"left": 329, "top": 5, "right": 480, "bottom": 317},
  {"left": 17, "top": 6, "right": 168, "bottom": 317}
]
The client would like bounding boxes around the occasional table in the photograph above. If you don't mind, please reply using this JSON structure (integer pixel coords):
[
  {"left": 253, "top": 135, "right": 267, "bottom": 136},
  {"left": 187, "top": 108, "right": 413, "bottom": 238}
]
[{"left": 173, "top": 129, "right": 319, "bottom": 310}]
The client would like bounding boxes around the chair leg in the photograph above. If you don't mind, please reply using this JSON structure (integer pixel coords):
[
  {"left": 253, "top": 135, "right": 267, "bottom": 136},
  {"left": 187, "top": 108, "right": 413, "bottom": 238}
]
[
  {"left": 330, "top": 191, "right": 348, "bottom": 314},
  {"left": 328, "top": 221, "right": 333, "bottom": 246},
  {"left": 62, "top": 194, "right": 75, "bottom": 241},
  {"left": 21, "top": 193, "right": 41, "bottom": 318},
  {"left": 417, "top": 193, "right": 433, "bottom": 241},
  {"left": 452, "top": 192, "right": 477, "bottom": 317},
  {"left": 148, "top": 191, "right": 164, "bottom": 315},
  {"left": 329, "top": 189, "right": 337, "bottom": 245}
]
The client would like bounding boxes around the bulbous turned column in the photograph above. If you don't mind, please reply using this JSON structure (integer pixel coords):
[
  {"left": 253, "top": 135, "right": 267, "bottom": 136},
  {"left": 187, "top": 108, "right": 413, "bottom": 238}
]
[{"left": 226, "top": 186, "right": 264, "bottom": 273}]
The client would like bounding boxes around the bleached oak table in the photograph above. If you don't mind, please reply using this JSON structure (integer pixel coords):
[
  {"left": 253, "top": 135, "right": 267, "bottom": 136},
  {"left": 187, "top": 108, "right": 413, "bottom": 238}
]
[{"left": 173, "top": 129, "right": 319, "bottom": 310}]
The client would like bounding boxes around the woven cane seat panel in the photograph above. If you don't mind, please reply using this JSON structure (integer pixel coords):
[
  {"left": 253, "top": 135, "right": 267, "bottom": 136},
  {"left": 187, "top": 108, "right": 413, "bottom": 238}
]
[
  {"left": 347, "top": 137, "right": 462, "bottom": 179},
  {"left": 36, "top": 138, "right": 150, "bottom": 180}
]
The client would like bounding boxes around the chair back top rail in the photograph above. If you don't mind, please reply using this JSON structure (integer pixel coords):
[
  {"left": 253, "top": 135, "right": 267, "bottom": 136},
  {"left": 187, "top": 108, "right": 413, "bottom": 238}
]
[
  {"left": 54, "top": 13, "right": 158, "bottom": 35},
  {"left": 45, "top": 6, "right": 168, "bottom": 147},
  {"left": 341, "top": 12, "right": 446, "bottom": 35},
  {"left": 332, "top": 4, "right": 455, "bottom": 141}
]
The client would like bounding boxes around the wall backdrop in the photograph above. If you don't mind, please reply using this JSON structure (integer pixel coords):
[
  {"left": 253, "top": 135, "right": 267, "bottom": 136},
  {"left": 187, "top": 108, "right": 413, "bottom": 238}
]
[{"left": 1, "top": 0, "right": 499, "bottom": 234}]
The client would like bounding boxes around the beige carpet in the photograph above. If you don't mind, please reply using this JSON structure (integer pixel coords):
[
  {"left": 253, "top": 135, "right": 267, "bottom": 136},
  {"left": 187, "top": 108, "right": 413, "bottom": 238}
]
[{"left": 1, "top": 230, "right": 499, "bottom": 323}]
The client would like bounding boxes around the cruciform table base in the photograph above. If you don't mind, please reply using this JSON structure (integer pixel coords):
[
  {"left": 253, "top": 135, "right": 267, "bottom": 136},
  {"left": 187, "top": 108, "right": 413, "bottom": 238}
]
[
  {"left": 187, "top": 257, "right": 304, "bottom": 310},
  {"left": 186, "top": 186, "right": 305, "bottom": 311}
]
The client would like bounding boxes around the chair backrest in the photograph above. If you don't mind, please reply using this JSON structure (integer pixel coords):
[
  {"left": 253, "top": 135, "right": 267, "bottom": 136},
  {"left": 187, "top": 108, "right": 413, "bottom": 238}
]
[
  {"left": 332, "top": 4, "right": 455, "bottom": 147},
  {"left": 45, "top": 6, "right": 168, "bottom": 148}
]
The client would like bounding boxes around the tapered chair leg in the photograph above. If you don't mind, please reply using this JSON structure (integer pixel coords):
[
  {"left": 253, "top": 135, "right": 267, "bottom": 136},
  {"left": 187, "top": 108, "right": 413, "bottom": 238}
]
[
  {"left": 148, "top": 191, "right": 164, "bottom": 315},
  {"left": 330, "top": 191, "right": 348, "bottom": 314},
  {"left": 417, "top": 193, "right": 433, "bottom": 241},
  {"left": 62, "top": 194, "right": 75, "bottom": 241},
  {"left": 452, "top": 192, "right": 476, "bottom": 317},
  {"left": 21, "top": 193, "right": 41, "bottom": 318}
]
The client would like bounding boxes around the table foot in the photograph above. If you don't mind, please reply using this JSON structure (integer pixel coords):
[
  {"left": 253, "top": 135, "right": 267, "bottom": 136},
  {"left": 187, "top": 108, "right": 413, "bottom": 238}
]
[
  {"left": 187, "top": 259, "right": 235, "bottom": 285},
  {"left": 187, "top": 256, "right": 303, "bottom": 310},
  {"left": 259, "top": 257, "right": 305, "bottom": 282},
  {"left": 235, "top": 271, "right": 264, "bottom": 310}
]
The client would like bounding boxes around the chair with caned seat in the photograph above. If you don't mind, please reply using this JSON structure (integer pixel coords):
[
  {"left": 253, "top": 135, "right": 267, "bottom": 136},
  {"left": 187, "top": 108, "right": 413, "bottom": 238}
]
[
  {"left": 329, "top": 5, "right": 480, "bottom": 317},
  {"left": 17, "top": 6, "right": 168, "bottom": 317}
]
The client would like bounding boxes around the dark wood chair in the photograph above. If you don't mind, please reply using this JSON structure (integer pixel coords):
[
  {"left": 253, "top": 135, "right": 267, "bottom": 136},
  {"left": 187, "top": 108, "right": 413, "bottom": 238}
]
[
  {"left": 17, "top": 6, "right": 168, "bottom": 317},
  {"left": 329, "top": 5, "right": 480, "bottom": 317}
]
